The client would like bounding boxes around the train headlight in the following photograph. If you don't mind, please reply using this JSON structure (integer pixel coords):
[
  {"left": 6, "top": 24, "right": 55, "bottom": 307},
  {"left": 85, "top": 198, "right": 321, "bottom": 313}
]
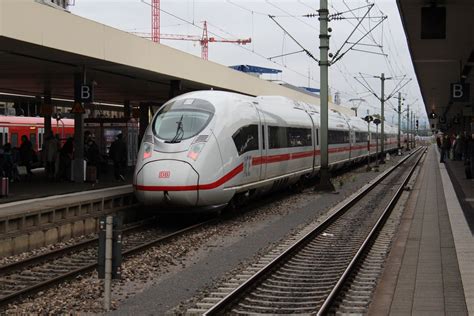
[
  {"left": 187, "top": 142, "right": 205, "bottom": 161},
  {"left": 143, "top": 142, "right": 153, "bottom": 160}
]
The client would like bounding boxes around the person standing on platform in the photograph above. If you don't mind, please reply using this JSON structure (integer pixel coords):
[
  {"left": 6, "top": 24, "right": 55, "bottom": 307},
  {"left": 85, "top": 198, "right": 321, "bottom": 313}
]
[
  {"left": 440, "top": 135, "right": 450, "bottom": 163},
  {"left": 109, "top": 133, "right": 127, "bottom": 181},
  {"left": 43, "top": 132, "right": 59, "bottom": 180},
  {"left": 455, "top": 134, "right": 465, "bottom": 161},
  {"left": 19, "top": 135, "right": 34, "bottom": 177},
  {"left": 59, "top": 137, "right": 74, "bottom": 181},
  {"left": 467, "top": 133, "right": 474, "bottom": 180},
  {"left": 84, "top": 131, "right": 92, "bottom": 154},
  {"left": 2, "top": 143, "right": 13, "bottom": 181},
  {"left": 86, "top": 136, "right": 101, "bottom": 182}
]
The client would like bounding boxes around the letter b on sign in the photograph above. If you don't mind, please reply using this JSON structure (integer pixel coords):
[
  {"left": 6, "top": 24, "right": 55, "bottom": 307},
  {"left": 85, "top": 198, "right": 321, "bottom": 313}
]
[
  {"left": 451, "top": 83, "right": 470, "bottom": 102},
  {"left": 80, "top": 85, "right": 94, "bottom": 103}
]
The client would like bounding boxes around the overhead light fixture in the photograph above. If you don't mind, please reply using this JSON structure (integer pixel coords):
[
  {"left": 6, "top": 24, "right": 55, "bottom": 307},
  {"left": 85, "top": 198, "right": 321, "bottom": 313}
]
[{"left": 429, "top": 111, "right": 438, "bottom": 119}]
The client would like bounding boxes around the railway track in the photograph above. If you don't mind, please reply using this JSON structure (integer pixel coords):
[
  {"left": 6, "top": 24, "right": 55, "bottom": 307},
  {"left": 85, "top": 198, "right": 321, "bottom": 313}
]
[
  {"left": 0, "top": 217, "right": 215, "bottom": 307},
  {"left": 191, "top": 147, "right": 425, "bottom": 315}
]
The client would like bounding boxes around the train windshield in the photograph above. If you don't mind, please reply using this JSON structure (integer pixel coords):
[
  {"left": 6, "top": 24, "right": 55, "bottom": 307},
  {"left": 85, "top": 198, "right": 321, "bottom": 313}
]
[{"left": 152, "top": 98, "right": 215, "bottom": 143}]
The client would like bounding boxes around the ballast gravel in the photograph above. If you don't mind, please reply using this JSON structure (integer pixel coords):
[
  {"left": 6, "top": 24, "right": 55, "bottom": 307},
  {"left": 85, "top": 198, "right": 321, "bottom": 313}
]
[{"left": 1, "top": 157, "right": 401, "bottom": 314}]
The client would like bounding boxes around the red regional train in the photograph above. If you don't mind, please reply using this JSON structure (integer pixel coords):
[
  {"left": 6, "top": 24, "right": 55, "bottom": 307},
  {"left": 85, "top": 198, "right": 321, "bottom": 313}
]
[{"left": 0, "top": 116, "right": 75, "bottom": 151}]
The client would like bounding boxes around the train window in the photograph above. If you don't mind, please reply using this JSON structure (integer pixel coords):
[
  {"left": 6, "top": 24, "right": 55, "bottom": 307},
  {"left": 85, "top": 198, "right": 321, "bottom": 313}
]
[
  {"left": 287, "top": 128, "right": 312, "bottom": 147},
  {"left": 232, "top": 125, "right": 259, "bottom": 155},
  {"left": 11, "top": 133, "right": 18, "bottom": 147},
  {"left": 269, "top": 126, "right": 288, "bottom": 149},
  {"left": 261, "top": 125, "right": 265, "bottom": 150},
  {"left": 30, "top": 133, "right": 37, "bottom": 150},
  {"left": 316, "top": 129, "right": 319, "bottom": 146},
  {"left": 328, "top": 130, "right": 349, "bottom": 145},
  {"left": 152, "top": 98, "right": 215, "bottom": 142},
  {"left": 355, "top": 132, "right": 368, "bottom": 143},
  {"left": 0, "top": 133, "right": 3, "bottom": 146}
]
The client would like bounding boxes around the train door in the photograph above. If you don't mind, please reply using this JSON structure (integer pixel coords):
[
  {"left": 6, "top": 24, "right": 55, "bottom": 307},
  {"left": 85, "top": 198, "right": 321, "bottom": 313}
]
[
  {"left": 29, "top": 131, "right": 37, "bottom": 151},
  {"left": 0, "top": 127, "right": 8, "bottom": 147},
  {"left": 256, "top": 109, "right": 267, "bottom": 180},
  {"left": 310, "top": 112, "right": 320, "bottom": 168},
  {"left": 11, "top": 133, "right": 18, "bottom": 148},
  {"left": 37, "top": 128, "right": 44, "bottom": 151},
  {"left": 230, "top": 102, "right": 261, "bottom": 186}
]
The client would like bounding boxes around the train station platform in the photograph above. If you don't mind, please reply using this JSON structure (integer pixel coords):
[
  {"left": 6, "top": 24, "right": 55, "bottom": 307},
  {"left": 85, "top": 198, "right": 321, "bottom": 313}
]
[
  {"left": 0, "top": 166, "right": 134, "bottom": 204},
  {"left": 0, "top": 166, "right": 138, "bottom": 257},
  {"left": 370, "top": 145, "right": 474, "bottom": 315}
]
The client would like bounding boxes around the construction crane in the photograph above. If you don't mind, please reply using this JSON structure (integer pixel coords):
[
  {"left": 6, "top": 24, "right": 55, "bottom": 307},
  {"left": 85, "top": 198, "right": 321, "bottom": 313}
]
[
  {"left": 159, "top": 21, "right": 251, "bottom": 60},
  {"left": 152, "top": 0, "right": 160, "bottom": 43},
  {"left": 148, "top": 0, "right": 251, "bottom": 60}
]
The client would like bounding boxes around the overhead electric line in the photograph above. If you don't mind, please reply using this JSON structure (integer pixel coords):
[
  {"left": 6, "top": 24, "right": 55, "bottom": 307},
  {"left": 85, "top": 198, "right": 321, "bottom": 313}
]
[{"left": 140, "top": 0, "right": 323, "bottom": 87}]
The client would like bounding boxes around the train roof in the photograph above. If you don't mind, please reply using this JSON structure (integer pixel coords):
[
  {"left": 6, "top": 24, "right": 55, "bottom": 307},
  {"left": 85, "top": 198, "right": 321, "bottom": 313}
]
[
  {"left": 172, "top": 90, "right": 255, "bottom": 105},
  {"left": 0, "top": 116, "right": 75, "bottom": 126}
]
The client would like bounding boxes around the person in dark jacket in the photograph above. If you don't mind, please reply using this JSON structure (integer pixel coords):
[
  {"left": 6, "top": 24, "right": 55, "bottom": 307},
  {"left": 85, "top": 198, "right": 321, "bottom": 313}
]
[
  {"left": 109, "top": 133, "right": 127, "bottom": 181},
  {"left": 2, "top": 143, "right": 13, "bottom": 180},
  {"left": 440, "top": 135, "right": 450, "bottom": 163},
  {"left": 59, "top": 137, "right": 74, "bottom": 181},
  {"left": 86, "top": 137, "right": 101, "bottom": 181},
  {"left": 467, "top": 133, "right": 474, "bottom": 179},
  {"left": 19, "top": 135, "right": 34, "bottom": 176}
]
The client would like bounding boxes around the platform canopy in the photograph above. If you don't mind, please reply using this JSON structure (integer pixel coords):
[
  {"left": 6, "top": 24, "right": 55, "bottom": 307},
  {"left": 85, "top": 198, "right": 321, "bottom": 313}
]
[{"left": 397, "top": 0, "right": 473, "bottom": 128}]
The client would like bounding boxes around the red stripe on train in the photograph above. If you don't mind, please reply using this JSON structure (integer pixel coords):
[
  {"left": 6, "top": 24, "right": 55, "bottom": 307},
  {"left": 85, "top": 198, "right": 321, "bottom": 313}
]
[
  {"left": 135, "top": 163, "right": 243, "bottom": 192},
  {"left": 136, "top": 142, "right": 398, "bottom": 192}
]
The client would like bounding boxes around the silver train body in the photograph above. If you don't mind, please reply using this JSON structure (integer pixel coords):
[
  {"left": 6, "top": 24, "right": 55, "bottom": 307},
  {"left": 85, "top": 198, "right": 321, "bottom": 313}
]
[{"left": 133, "top": 91, "right": 399, "bottom": 211}]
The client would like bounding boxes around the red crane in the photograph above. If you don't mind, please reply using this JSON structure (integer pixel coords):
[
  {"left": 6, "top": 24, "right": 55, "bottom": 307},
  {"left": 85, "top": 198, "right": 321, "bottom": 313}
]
[
  {"left": 149, "top": 0, "right": 250, "bottom": 60},
  {"left": 151, "top": 0, "right": 160, "bottom": 43},
  {"left": 158, "top": 21, "right": 251, "bottom": 60}
]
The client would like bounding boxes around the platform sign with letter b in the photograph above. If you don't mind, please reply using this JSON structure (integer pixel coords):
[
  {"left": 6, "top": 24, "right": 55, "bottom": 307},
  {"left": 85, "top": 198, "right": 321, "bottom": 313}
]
[
  {"left": 451, "top": 83, "right": 470, "bottom": 102},
  {"left": 80, "top": 84, "right": 94, "bottom": 103}
]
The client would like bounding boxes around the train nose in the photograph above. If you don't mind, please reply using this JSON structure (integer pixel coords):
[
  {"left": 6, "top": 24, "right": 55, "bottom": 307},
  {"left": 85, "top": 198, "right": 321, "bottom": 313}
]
[{"left": 134, "top": 160, "right": 199, "bottom": 207}]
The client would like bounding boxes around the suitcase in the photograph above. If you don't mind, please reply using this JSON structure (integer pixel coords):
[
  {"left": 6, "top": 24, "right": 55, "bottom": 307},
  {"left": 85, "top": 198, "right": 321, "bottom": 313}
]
[
  {"left": 1, "top": 177, "right": 9, "bottom": 197},
  {"left": 86, "top": 166, "right": 97, "bottom": 183}
]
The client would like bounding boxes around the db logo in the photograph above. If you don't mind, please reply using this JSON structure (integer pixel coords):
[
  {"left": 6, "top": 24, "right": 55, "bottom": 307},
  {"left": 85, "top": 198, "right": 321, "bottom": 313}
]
[{"left": 159, "top": 171, "right": 171, "bottom": 178}]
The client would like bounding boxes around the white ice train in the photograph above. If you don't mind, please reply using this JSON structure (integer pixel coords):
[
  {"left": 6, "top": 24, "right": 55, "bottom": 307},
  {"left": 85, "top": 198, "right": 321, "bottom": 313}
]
[{"left": 133, "top": 90, "right": 398, "bottom": 212}]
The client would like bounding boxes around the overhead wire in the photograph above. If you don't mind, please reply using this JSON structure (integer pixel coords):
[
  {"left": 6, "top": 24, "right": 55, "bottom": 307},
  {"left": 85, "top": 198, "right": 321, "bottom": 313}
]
[
  {"left": 142, "top": 0, "right": 367, "bottom": 99},
  {"left": 266, "top": 0, "right": 319, "bottom": 32},
  {"left": 374, "top": 2, "right": 422, "bottom": 112},
  {"left": 203, "top": 19, "right": 322, "bottom": 86},
  {"left": 342, "top": 1, "right": 380, "bottom": 47},
  {"left": 226, "top": 0, "right": 271, "bottom": 17}
]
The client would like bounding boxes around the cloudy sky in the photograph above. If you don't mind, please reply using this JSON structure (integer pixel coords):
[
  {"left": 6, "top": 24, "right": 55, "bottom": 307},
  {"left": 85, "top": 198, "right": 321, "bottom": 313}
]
[{"left": 70, "top": 0, "right": 427, "bottom": 126}]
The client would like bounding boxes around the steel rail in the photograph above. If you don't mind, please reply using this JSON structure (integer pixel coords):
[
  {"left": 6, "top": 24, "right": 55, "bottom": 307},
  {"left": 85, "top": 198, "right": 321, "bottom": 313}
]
[
  {"left": 203, "top": 147, "right": 424, "bottom": 315},
  {"left": 317, "top": 146, "right": 426, "bottom": 315},
  {"left": 0, "top": 221, "right": 147, "bottom": 275},
  {"left": 0, "top": 218, "right": 216, "bottom": 306}
]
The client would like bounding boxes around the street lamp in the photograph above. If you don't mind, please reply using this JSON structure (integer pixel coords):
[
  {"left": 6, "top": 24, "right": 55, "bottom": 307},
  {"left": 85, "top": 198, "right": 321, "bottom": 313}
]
[{"left": 349, "top": 98, "right": 366, "bottom": 117}]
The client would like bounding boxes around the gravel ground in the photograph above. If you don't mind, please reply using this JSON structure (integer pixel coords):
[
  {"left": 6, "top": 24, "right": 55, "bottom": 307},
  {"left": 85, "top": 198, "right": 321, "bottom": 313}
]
[
  {"left": 0, "top": 233, "right": 97, "bottom": 266},
  {"left": 2, "top": 155, "right": 402, "bottom": 314}
]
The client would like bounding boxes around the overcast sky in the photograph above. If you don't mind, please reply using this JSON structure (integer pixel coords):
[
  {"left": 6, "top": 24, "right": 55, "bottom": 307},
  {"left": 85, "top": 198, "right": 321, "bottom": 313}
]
[{"left": 70, "top": 0, "right": 427, "bottom": 126}]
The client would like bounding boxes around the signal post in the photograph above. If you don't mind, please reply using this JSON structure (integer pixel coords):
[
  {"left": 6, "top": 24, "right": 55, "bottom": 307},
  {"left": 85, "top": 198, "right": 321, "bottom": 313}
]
[{"left": 316, "top": 0, "right": 335, "bottom": 191}]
